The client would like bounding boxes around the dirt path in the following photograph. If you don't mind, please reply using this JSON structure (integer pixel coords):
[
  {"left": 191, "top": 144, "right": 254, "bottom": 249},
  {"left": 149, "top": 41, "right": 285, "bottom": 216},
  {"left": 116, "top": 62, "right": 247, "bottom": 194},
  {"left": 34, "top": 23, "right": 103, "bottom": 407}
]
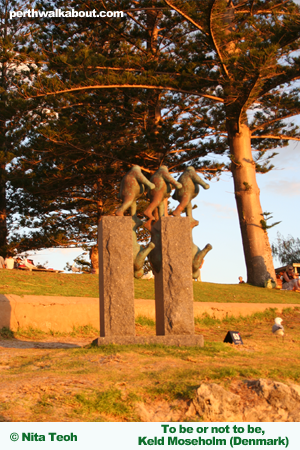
[
  {"left": 0, "top": 301, "right": 297, "bottom": 350},
  {"left": 0, "top": 337, "right": 91, "bottom": 349},
  {"left": 0, "top": 302, "right": 298, "bottom": 350},
  {"left": 135, "top": 299, "right": 299, "bottom": 320},
  {"left": 2, "top": 294, "right": 298, "bottom": 332}
]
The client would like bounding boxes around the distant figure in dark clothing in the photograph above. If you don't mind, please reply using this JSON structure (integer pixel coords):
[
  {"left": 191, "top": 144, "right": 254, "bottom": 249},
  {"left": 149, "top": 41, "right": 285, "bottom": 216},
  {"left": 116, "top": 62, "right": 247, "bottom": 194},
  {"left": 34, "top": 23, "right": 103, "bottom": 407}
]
[
  {"left": 15, "top": 257, "right": 25, "bottom": 269},
  {"left": 239, "top": 276, "right": 245, "bottom": 284}
]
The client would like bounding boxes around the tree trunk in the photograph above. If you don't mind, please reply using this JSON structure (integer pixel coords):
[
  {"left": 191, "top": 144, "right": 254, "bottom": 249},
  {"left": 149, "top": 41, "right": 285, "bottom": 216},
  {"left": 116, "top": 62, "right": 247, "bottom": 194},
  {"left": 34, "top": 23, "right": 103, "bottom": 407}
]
[
  {"left": 0, "top": 33, "right": 8, "bottom": 253},
  {"left": 0, "top": 162, "right": 7, "bottom": 253},
  {"left": 90, "top": 245, "right": 99, "bottom": 274},
  {"left": 92, "top": 179, "right": 104, "bottom": 274},
  {"left": 227, "top": 121, "right": 276, "bottom": 286},
  {"left": 146, "top": 5, "right": 164, "bottom": 165}
]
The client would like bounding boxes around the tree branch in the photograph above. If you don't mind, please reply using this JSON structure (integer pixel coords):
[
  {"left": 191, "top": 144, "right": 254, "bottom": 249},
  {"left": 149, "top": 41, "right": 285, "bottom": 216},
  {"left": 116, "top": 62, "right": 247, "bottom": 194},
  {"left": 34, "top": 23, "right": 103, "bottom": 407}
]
[
  {"left": 163, "top": 0, "right": 208, "bottom": 35},
  {"left": 251, "top": 112, "right": 300, "bottom": 133},
  {"left": 27, "top": 85, "right": 224, "bottom": 103},
  {"left": 251, "top": 135, "right": 300, "bottom": 141},
  {"left": 209, "top": 0, "right": 230, "bottom": 80}
]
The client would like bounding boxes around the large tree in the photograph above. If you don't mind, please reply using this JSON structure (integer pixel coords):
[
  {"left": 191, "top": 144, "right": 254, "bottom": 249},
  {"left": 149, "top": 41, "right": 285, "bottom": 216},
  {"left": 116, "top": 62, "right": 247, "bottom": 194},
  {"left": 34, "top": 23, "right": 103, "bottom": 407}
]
[
  {"left": 16, "top": 0, "right": 300, "bottom": 285},
  {"left": 10, "top": 2, "right": 224, "bottom": 254},
  {"left": 0, "top": 0, "right": 36, "bottom": 254}
]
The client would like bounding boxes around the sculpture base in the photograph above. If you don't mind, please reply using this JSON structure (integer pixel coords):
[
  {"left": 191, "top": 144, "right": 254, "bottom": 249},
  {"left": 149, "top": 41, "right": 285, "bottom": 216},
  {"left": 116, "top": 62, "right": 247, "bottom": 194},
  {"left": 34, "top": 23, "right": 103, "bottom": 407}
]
[
  {"left": 153, "top": 217, "right": 195, "bottom": 336},
  {"left": 92, "top": 334, "right": 204, "bottom": 347},
  {"left": 98, "top": 216, "right": 135, "bottom": 337}
]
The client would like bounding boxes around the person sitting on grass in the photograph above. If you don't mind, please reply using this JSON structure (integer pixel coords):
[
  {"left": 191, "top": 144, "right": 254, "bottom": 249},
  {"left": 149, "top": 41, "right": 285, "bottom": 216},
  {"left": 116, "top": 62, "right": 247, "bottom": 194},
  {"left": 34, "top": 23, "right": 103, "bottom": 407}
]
[
  {"left": 4, "top": 255, "right": 15, "bottom": 270},
  {"left": 15, "top": 257, "right": 25, "bottom": 269},
  {"left": 282, "top": 265, "right": 300, "bottom": 291},
  {"left": 238, "top": 276, "right": 245, "bottom": 284}
]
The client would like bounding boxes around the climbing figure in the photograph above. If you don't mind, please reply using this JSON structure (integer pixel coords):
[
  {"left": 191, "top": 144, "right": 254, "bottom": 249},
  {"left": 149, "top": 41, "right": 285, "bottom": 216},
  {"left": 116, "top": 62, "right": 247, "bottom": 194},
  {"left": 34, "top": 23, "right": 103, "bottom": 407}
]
[
  {"left": 143, "top": 166, "right": 182, "bottom": 230},
  {"left": 172, "top": 166, "right": 209, "bottom": 228},
  {"left": 116, "top": 165, "right": 155, "bottom": 218}
]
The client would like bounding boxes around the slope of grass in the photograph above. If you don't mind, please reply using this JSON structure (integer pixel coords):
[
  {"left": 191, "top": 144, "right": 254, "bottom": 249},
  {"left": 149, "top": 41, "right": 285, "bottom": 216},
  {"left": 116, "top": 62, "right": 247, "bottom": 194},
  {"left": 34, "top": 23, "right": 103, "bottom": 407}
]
[
  {"left": 0, "top": 270, "right": 99, "bottom": 297},
  {"left": 1, "top": 269, "right": 300, "bottom": 304},
  {"left": 193, "top": 281, "right": 300, "bottom": 303}
]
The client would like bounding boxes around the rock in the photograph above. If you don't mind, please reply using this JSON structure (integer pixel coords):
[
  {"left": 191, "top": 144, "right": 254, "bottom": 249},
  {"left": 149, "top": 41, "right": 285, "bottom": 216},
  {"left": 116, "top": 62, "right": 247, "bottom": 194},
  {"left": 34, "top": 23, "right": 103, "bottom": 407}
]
[
  {"left": 185, "top": 401, "right": 197, "bottom": 418},
  {"left": 247, "top": 379, "right": 300, "bottom": 420},
  {"left": 192, "top": 379, "right": 300, "bottom": 422},
  {"left": 136, "top": 402, "right": 153, "bottom": 422},
  {"left": 135, "top": 379, "right": 300, "bottom": 422},
  {"left": 193, "top": 383, "right": 242, "bottom": 422},
  {"left": 136, "top": 400, "right": 187, "bottom": 422}
]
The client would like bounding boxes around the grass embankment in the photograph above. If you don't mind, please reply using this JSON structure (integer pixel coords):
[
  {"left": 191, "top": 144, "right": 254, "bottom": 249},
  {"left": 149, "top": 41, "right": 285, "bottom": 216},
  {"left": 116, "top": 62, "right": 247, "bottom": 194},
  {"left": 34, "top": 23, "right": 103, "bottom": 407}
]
[
  {"left": 1, "top": 269, "right": 300, "bottom": 304},
  {"left": 0, "top": 307, "right": 299, "bottom": 421}
]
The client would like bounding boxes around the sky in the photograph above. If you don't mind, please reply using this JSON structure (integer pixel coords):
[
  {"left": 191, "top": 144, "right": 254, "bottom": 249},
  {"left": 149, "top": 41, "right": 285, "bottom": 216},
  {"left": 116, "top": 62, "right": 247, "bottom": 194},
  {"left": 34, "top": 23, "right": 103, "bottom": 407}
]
[{"left": 20, "top": 1, "right": 300, "bottom": 283}]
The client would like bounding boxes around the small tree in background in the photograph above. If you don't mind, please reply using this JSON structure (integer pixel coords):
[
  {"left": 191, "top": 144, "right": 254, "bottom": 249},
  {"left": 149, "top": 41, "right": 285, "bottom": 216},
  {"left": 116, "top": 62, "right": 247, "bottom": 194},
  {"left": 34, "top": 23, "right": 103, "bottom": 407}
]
[{"left": 272, "top": 233, "right": 300, "bottom": 266}]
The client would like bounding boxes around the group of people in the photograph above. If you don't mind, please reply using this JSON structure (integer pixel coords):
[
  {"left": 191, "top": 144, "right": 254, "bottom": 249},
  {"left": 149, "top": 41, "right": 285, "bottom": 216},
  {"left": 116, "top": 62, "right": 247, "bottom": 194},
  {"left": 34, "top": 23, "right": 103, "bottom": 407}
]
[
  {"left": 0, "top": 255, "right": 15, "bottom": 269},
  {"left": 0, "top": 256, "right": 35, "bottom": 270},
  {"left": 238, "top": 265, "right": 300, "bottom": 291}
]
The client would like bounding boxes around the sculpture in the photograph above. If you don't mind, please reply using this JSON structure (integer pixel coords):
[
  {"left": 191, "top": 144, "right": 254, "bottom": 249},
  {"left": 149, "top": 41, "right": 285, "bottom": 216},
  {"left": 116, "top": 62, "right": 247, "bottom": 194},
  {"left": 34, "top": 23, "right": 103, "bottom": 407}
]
[
  {"left": 172, "top": 166, "right": 210, "bottom": 228},
  {"left": 115, "top": 164, "right": 212, "bottom": 280},
  {"left": 171, "top": 166, "right": 212, "bottom": 278},
  {"left": 148, "top": 221, "right": 162, "bottom": 274},
  {"left": 132, "top": 217, "right": 155, "bottom": 278},
  {"left": 144, "top": 165, "right": 182, "bottom": 230},
  {"left": 192, "top": 243, "right": 212, "bottom": 280},
  {"left": 116, "top": 165, "right": 155, "bottom": 219},
  {"left": 116, "top": 165, "right": 156, "bottom": 278}
]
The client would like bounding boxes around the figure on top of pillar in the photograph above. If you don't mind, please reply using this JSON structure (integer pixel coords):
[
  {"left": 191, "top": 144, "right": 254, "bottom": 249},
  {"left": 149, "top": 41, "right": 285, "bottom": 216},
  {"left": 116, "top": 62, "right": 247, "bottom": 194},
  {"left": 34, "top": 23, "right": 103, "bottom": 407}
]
[
  {"left": 143, "top": 165, "right": 182, "bottom": 230},
  {"left": 172, "top": 166, "right": 210, "bottom": 228},
  {"left": 116, "top": 165, "right": 155, "bottom": 221},
  {"left": 116, "top": 165, "right": 156, "bottom": 278}
]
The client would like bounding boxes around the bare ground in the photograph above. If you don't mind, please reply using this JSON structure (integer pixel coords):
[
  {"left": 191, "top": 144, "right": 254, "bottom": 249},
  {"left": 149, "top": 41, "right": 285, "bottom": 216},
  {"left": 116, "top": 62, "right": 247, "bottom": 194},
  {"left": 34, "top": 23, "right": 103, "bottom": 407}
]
[{"left": 0, "top": 303, "right": 300, "bottom": 422}]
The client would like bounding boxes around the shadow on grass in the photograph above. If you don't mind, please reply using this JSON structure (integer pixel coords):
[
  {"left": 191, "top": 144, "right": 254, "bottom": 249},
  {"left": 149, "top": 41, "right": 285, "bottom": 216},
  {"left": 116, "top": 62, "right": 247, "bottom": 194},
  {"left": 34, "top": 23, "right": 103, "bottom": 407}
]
[{"left": 0, "top": 326, "right": 93, "bottom": 349}]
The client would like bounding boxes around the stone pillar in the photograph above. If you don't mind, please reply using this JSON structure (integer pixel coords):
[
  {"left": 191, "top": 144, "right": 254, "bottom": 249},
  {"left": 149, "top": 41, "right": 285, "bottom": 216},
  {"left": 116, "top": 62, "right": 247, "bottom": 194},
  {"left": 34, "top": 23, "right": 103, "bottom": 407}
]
[
  {"left": 98, "top": 216, "right": 135, "bottom": 337},
  {"left": 154, "top": 217, "right": 195, "bottom": 336},
  {"left": 93, "top": 215, "right": 203, "bottom": 347}
]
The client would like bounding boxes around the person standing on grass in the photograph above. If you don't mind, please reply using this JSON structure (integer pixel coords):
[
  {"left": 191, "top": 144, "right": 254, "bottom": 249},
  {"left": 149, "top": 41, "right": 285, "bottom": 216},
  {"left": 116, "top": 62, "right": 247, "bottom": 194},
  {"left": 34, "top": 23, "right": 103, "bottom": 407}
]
[
  {"left": 4, "top": 255, "right": 15, "bottom": 270},
  {"left": 0, "top": 256, "right": 4, "bottom": 269},
  {"left": 282, "top": 266, "right": 300, "bottom": 291}
]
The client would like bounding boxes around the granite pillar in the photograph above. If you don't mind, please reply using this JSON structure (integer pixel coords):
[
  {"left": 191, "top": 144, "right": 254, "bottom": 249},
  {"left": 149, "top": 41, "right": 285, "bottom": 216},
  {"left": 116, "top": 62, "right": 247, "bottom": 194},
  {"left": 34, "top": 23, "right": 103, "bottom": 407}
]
[
  {"left": 98, "top": 216, "right": 135, "bottom": 337},
  {"left": 93, "top": 215, "right": 203, "bottom": 347},
  {"left": 154, "top": 217, "right": 195, "bottom": 336}
]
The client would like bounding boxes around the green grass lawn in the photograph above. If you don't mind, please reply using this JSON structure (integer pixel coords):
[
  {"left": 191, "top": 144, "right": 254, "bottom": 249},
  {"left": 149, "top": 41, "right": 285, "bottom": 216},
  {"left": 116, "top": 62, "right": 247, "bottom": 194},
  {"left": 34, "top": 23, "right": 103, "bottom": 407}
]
[
  {"left": 192, "top": 281, "right": 300, "bottom": 303},
  {"left": 1, "top": 269, "right": 300, "bottom": 303}
]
